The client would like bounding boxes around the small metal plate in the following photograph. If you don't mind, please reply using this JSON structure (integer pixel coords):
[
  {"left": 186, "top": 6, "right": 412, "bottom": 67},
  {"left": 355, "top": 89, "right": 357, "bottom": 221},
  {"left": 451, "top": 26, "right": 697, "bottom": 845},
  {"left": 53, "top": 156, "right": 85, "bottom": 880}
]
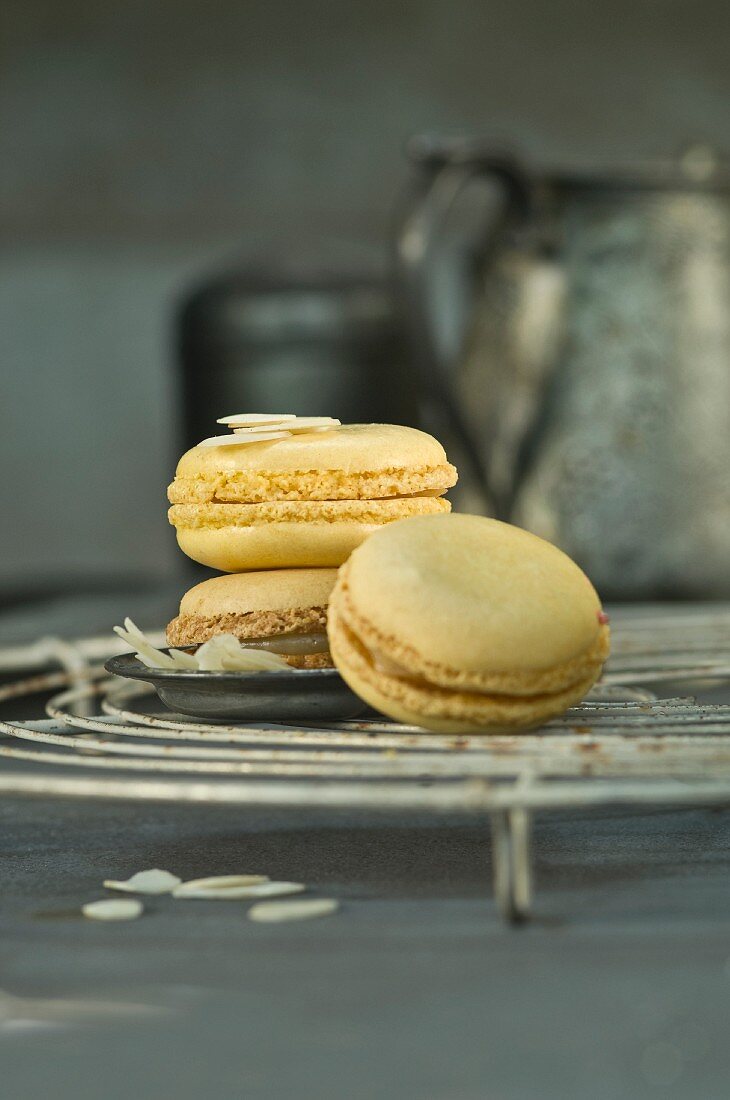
[{"left": 104, "top": 652, "right": 370, "bottom": 722}]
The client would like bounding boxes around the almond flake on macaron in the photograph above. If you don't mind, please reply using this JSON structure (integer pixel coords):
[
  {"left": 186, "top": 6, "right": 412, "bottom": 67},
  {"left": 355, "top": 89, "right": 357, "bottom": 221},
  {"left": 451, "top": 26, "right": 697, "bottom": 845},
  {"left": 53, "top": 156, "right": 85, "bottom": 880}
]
[
  {"left": 230, "top": 417, "right": 341, "bottom": 436},
  {"left": 284, "top": 417, "right": 341, "bottom": 433},
  {"left": 198, "top": 431, "right": 292, "bottom": 448},
  {"left": 217, "top": 414, "right": 297, "bottom": 426}
]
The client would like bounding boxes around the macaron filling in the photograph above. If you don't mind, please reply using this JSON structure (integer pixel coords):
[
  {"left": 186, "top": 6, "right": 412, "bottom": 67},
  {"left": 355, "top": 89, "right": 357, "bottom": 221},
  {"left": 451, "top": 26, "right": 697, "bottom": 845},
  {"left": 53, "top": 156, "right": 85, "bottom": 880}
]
[
  {"left": 365, "top": 630, "right": 607, "bottom": 699},
  {"left": 230, "top": 631, "right": 330, "bottom": 657}
]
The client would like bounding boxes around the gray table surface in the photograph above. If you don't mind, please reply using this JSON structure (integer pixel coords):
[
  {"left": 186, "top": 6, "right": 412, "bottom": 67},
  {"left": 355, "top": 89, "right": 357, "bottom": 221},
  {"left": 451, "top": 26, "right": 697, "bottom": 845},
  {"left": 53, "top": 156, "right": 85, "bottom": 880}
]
[{"left": 2, "top": 594, "right": 730, "bottom": 1100}]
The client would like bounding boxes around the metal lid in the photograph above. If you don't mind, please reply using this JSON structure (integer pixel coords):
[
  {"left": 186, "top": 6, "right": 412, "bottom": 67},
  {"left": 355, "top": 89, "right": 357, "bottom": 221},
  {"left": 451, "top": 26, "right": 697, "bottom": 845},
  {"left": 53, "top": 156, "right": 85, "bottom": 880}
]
[
  {"left": 407, "top": 135, "right": 730, "bottom": 193},
  {"left": 549, "top": 145, "right": 730, "bottom": 192}
]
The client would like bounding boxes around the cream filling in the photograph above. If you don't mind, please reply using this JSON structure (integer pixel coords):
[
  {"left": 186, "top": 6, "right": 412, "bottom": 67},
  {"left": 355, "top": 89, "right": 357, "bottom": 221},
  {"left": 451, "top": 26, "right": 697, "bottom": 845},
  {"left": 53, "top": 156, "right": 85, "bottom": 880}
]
[
  {"left": 214, "top": 488, "right": 446, "bottom": 504},
  {"left": 364, "top": 639, "right": 581, "bottom": 699},
  {"left": 238, "top": 631, "right": 330, "bottom": 657},
  {"left": 372, "top": 648, "right": 416, "bottom": 679},
  {"left": 368, "top": 643, "right": 451, "bottom": 691}
]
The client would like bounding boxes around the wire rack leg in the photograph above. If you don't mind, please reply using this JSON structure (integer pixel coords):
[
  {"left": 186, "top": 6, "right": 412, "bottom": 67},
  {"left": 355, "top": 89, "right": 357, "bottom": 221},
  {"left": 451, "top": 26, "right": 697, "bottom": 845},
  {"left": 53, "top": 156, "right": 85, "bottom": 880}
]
[{"left": 491, "top": 808, "right": 533, "bottom": 924}]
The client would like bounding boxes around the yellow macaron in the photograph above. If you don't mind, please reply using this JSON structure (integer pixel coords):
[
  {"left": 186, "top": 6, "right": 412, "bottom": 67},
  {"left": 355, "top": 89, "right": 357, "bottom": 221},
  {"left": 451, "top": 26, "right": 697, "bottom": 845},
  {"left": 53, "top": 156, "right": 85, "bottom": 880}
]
[
  {"left": 167, "top": 568, "right": 337, "bottom": 669},
  {"left": 168, "top": 424, "right": 457, "bottom": 571},
  {"left": 327, "top": 513, "right": 610, "bottom": 733}
]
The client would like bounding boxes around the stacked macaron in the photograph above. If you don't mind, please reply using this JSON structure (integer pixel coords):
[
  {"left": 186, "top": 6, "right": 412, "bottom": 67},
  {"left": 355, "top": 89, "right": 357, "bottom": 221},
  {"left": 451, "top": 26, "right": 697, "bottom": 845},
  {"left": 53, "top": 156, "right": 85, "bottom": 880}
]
[
  {"left": 166, "top": 414, "right": 458, "bottom": 667},
  {"left": 166, "top": 568, "right": 337, "bottom": 669},
  {"left": 168, "top": 416, "right": 457, "bottom": 571}
]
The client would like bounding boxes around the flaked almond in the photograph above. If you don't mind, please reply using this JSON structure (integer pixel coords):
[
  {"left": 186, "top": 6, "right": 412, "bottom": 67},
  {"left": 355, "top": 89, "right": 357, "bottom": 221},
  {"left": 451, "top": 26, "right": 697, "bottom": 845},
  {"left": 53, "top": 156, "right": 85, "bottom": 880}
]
[
  {"left": 198, "top": 431, "right": 290, "bottom": 448},
  {"left": 248, "top": 898, "right": 339, "bottom": 923},
  {"left": 82, "top": 899, "right": 143, "bottom": 922},
  {"left": 172, "top": 874, "right": 269, "bottom": 898},
  {"left": 114, "top": 620, "right": 197, "bottom": 671},
  {"left": 173, "top": 878, "right": 305, "bottom": 900},
  {"left": 231, "top": 425, "right": 294, "bottom": 435},
  {"left": 285, "top": 417, "right": 340, "bottom": 432},
  {"left": 194, "top": 635, "right": 289, "bottom": 672},
  {"left": 113, "top": 623, "right": 290, "bottom": 673},
  {"left": 103, "top": 869, "right": 181, "bottom": 895},
  {"left": 216, "top": 414, "right": 296, "bottom": 426}
]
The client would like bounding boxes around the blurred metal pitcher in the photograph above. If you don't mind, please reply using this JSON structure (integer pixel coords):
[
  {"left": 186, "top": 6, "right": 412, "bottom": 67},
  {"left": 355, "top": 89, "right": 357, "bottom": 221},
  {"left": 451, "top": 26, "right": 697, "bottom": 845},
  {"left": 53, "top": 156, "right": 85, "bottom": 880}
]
[{"left": 396, "top": 135, "right": 730, "bottom": 598}]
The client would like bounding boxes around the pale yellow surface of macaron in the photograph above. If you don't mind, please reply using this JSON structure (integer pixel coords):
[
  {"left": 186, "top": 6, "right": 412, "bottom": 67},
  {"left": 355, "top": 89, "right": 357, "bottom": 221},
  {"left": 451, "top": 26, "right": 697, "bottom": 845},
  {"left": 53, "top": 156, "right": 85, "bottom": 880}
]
[
  {"left": 168, "top": 424, "right": 457, "bottom": 571},
  {"left": 327, "top": 514, "right": 610, "bottom": 733},
  {"left": 167, "top": 568, "right": 337, "bottom": 669}
]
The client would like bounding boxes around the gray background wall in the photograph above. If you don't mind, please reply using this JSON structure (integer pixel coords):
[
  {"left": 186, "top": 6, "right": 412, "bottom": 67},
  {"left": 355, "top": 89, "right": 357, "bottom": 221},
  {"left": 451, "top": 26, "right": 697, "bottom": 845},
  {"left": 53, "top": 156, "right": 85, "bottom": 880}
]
[{"left": 2, "top": 0, "right": 729, "bottom": 589}]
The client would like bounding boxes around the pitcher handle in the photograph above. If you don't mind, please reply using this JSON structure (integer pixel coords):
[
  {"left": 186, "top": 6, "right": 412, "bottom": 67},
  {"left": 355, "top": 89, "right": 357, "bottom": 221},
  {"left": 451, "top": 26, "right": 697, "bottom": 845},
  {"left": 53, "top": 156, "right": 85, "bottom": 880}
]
[{"left": 394, "top": 135, "right": 533, "bottom": 506}]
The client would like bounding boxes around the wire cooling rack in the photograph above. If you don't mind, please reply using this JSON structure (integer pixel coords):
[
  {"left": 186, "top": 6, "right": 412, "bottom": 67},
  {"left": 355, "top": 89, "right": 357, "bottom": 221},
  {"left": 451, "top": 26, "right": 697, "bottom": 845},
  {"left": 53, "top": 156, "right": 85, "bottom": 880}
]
[{"left": 1, "top": 604, "right": 729, "bottom": 923}]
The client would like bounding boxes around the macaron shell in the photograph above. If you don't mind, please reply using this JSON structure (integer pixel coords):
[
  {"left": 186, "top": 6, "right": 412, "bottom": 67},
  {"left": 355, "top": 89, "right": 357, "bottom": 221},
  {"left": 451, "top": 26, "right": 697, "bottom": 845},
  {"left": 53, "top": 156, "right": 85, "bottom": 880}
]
[
  {"left": 341, "top": 514, "right": 603, "bottom": 676},
  {"left": 176, "top": 521, "right": 385, "bottom": 572},
  {"left": 179, "top": 568, "right": 338, "bottom": 617},
  {"left": 171, "top": 498, "right": 450, "bottom": 572},
  {"left": 174, "top": 424, "right": 449, "bottom": 479}
]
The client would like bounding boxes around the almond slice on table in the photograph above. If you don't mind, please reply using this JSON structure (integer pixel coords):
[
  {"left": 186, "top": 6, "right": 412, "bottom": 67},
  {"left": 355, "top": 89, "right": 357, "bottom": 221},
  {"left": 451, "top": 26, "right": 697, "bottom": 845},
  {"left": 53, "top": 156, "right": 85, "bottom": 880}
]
[
  {"left": 198, "top": 431, "right": 291, "bottom": 448},
  {"left": 216, "top": 414, "right": 296, "bottom": 426},
  {"left": 103, "top": 869, "right": 181, "bottom": 895},
  {"left": 173, "top": 877, "right": 305, "bottom": 900},
  {"left": 82, "top": 899, "right": 143, "bottom": 922},
  {"left": 172, "top": 874, "right": 269, "bottom": 897},
  {"left": 248, "top": 898, "right": 339, "bottom": 923}
]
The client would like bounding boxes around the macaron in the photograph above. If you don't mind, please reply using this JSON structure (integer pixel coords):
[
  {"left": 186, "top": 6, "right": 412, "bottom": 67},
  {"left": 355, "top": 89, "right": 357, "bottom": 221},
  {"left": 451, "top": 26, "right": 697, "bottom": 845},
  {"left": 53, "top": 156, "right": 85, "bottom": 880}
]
[
  {"left": 168, "top": 424, "right": 457, "bottom": 572},
  {"left": 166, "top": 568, "right": 337, "bottom": 669},
  {"left": 327, "top": 514, "right": 610, "bottom": 733}
]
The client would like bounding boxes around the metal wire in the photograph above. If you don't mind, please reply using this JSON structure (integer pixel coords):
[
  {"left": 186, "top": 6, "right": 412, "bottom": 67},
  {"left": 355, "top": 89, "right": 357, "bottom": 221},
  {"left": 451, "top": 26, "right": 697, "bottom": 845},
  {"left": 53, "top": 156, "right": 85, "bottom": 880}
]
[
  {"left": 1, "top": 603, "right": 729, "bottom": 922},
  {"left": 2, "top": 686, "right": 729, "bottom": 783}
]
